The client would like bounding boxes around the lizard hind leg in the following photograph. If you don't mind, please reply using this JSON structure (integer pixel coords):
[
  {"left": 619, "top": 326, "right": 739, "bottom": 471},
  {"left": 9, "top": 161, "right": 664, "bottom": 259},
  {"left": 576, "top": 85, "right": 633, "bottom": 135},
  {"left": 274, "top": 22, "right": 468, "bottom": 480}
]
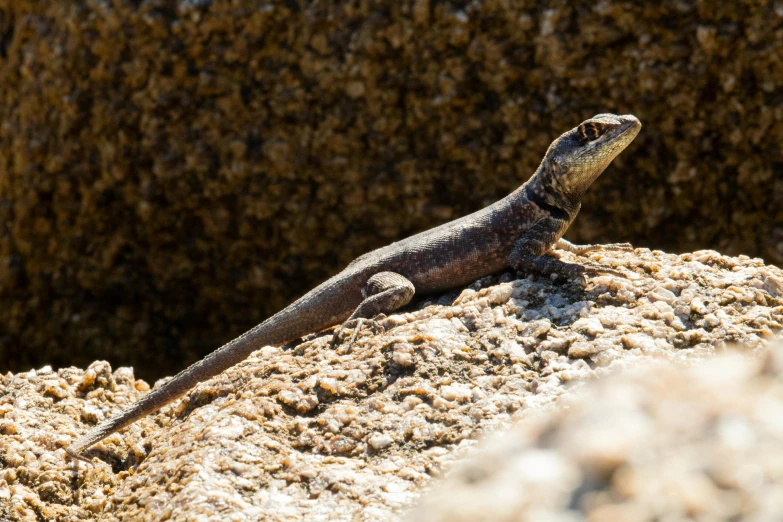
[
  {"left": 331, "top": 272, "right": 415, "bottom": 348},
  {"left": 351, "top": 272, "right": 416, "bottom": 320}
]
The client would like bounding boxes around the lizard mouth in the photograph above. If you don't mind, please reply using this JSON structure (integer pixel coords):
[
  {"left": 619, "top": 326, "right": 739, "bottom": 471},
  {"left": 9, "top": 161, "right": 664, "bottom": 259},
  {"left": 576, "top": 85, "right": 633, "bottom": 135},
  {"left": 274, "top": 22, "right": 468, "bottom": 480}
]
[{"left": 601, "top": 115, "right": 641, "bottom": 145}]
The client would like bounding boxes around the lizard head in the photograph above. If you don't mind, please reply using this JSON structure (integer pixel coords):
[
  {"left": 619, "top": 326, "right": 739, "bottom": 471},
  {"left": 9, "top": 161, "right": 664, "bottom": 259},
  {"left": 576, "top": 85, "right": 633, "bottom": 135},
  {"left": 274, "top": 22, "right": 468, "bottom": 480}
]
[{"left": 535, "top": 113, "right": 641, "bottom": 204}]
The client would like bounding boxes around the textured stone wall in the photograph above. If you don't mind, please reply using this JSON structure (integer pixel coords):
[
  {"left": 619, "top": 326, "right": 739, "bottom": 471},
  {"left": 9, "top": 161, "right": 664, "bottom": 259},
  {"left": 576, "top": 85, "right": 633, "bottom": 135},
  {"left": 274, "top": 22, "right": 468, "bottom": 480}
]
[{"left": 0, "top": 0, "right": 781, "bottom": 377}]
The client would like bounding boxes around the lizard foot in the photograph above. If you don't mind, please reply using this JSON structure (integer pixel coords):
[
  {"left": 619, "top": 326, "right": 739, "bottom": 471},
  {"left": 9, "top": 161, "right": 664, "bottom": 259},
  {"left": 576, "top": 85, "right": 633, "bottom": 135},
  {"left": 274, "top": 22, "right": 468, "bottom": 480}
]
[
  {"left": 510, "top": 255, "right": 627, "bottom": 282},
  {"left": 555, "top": 239, "right": 634, "bottom": 255},
  {"left": 65, "top": 447, "right": 96, "bottom": 466},
  {"left": 330, "top": 315, "right": 386, "bottom": 350},
  {"left": 578, "top": 264, "right": 626, "bottom": 278},
  {"left": 544, "top": 263, "right": 626, "bottom": 281},
  {"left": 593, "top": 242, "right": 633, "bottom": 251}
]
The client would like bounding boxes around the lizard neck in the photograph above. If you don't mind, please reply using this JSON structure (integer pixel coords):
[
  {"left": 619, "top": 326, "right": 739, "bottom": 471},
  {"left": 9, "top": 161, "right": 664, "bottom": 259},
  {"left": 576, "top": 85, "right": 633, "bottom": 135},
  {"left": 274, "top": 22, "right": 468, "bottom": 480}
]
[{"left": 522, "top": 164, "right": 582, "bottom": 220}]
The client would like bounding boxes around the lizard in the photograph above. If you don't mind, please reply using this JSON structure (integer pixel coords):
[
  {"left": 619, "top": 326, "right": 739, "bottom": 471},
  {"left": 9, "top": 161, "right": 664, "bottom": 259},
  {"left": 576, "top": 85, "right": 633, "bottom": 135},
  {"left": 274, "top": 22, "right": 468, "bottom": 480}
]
[{"left": 66, "top": 113, "right": 641, "bottom": 464}]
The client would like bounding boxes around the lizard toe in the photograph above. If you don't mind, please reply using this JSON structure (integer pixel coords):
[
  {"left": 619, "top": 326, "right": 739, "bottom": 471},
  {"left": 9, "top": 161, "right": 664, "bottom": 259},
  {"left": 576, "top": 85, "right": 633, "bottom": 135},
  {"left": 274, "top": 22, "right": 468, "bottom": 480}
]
[
  {"left": 581, "top": 265, "right": 626, "bottom": 277},
  {"left": 599, "top": 242, "right": 634, "bottom": 251}
]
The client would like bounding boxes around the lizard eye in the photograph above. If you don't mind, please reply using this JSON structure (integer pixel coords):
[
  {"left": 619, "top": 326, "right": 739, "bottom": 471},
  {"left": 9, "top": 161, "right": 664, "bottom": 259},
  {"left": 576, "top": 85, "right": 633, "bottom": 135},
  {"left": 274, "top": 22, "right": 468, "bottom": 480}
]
[{"left": 578, "top": 122, "right": 605, "bottom": 143}]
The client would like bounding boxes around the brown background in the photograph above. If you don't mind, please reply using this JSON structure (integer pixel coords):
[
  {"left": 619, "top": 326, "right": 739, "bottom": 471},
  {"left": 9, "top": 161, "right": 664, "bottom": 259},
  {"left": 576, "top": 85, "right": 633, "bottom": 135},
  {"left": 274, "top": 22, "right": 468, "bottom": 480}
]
[{"left": 0, "top": 0, "right": 780, "bottom": 379}]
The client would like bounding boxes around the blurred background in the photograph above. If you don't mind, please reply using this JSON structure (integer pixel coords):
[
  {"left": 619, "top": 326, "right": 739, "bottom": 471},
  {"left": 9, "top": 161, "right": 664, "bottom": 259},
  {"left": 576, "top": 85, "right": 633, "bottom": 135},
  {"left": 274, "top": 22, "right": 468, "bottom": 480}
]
[{"left": 0, "top": 0, "right": 780, "bottom": 379}]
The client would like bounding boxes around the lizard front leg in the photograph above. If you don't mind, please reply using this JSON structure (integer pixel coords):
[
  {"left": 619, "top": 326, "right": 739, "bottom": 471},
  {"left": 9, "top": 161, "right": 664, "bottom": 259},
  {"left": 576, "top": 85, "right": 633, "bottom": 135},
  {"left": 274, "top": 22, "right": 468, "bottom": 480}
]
[
  {"left": 509, "top": 218, "right": 624, "bottom": 279},
  {"left": 332, "top": 272, "right": 415, "bottom": 347}
]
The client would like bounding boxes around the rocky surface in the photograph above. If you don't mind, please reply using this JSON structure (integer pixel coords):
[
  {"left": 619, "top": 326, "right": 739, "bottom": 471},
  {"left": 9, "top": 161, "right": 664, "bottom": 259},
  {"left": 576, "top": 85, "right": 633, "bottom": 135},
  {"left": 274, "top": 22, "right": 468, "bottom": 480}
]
[
  {"left": 1, "top": 1, "right": 782, "bottom": 378},
  {"left": 0, "top": 248, "right": 781, "bottom": 521},
  {"left": 409, "top": 345, "right": 783, "bottom": 522}
]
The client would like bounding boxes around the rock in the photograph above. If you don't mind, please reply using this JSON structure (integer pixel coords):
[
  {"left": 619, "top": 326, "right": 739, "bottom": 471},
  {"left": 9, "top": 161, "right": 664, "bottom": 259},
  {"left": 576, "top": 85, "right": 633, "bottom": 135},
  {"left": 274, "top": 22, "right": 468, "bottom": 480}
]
[
  {"left": 0, "top": 249, "right": 781, "bottom": 520},
  {"left": 408, "top": 344, "right": 783, "bottom": 522},
  {"left": 1, "top": 1, "right": 781, "bottom": 381}
]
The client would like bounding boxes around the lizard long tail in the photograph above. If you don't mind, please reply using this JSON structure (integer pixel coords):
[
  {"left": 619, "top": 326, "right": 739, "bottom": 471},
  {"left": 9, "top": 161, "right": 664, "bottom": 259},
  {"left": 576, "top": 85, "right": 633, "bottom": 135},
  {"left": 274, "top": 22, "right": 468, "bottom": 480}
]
[{"left": 66, "top": 279, "right": 358, "bottom": 464}]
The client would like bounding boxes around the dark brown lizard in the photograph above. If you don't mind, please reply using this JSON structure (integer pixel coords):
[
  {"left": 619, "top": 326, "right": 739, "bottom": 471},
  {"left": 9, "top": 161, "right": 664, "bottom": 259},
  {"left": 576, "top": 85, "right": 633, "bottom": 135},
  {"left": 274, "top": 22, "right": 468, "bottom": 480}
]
[{"left": 66, "top": 113, "right": 641, "bottom": 463}]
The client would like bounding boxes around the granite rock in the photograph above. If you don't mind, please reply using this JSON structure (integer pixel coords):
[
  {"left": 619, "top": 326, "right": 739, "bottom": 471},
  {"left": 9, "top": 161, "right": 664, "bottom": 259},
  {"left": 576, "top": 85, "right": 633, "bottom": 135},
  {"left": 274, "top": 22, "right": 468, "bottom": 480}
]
[
  {"left": 0, "top": 248, "right": 781, "bottom": 520},
  {"left": 0, "top": 1, "right": 781, "bottom": 377}
]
